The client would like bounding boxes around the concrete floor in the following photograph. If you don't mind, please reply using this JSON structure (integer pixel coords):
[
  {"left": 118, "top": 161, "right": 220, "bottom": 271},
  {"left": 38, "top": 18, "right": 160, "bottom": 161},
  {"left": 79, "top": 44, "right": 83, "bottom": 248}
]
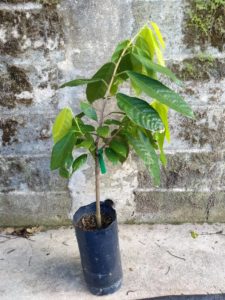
[{"left": 0, "top": 224, "right": 225, "bottom": 300}]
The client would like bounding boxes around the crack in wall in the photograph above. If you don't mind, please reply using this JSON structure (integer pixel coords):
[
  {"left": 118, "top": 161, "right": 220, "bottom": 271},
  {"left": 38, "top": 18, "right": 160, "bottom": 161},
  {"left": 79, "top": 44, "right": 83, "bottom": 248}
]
[{"left": 206, "top": 194, "right": 215, "bottom": 222}]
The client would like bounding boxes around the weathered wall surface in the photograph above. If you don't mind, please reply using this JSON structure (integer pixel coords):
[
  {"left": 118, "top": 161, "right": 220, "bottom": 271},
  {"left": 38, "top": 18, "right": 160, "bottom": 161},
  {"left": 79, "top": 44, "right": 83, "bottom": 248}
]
[{"left": 0, "top": 0, "right": 225, "bottom": 226}]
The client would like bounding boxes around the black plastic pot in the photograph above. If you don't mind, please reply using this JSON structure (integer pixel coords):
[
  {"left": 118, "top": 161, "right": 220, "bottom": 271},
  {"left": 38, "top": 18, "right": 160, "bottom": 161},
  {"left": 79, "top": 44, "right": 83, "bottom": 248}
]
[{"left": 73, "top": 201, "right": 123, "bottom": 296}]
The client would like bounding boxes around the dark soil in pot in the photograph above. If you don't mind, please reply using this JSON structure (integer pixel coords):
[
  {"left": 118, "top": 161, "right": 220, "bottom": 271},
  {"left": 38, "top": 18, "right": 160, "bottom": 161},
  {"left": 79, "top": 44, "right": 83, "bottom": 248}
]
[{"left": 76, "top": 213, "right": 113, "bottom": 231}]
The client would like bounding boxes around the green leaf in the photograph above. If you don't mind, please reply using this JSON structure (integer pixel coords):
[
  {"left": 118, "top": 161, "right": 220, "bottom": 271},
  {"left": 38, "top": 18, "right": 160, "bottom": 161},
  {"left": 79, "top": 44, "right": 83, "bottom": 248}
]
[
  {"left": 191, "top": 231, "right": 199, "bottom": 239},
  {"left": 72, "top": 154, "right": 88, "bottom": 172},
  {"left": 111, "top": 40, "right": 130, "bottom": 62},
  {"left": 116, "top": 52, "right": 133, "bottom": 80},
  {"left": 97, "top": 126, "right": 110, "bottom": 138},
  {"left": 150, "top": 30, "right": 165, "bottom": 66},
  {"left": 76, "top": 135, "right": 94, "bottom": 149},
  {"left": 132, "top": 52, "right": 181, "bottom": 85},
  {"left": 151, "top": 100, "right": 170, "bottom": 142},
  {"left": 59, "top": 167, "right": 70, "bottom": 178},
  {"left": 52, "top": 107, "right": 73, "bottom": 144},
  {"left": 50, "top": 130, "right": 76, "bottom": 170},
  {"left": 58, "top": 154, "right": 73, "bottom": 178},
  {"left": 80, "top": 102, "right": 98, "bottom": 121},
  {"left": 105, "top": 147, "right": 121, "bottom": 165},
  {"left": 116, "top": 93, "right": 164, "bottom": 132},
  {"left": 78, "top": 123, "right": 95, "bottom": 133},
  {"left": 86, "top": 62, "right": 115, "bottom": 103},
  {"left": 109, "top": 139, "right": 128, "bottom": 158},
  {"left": 110, "top": 77, "right": 123, "bottom": 95},
  {"left": 127, "top": 71, "right": 194, "bottom": 118},
  {"left": 150, "top": 21, "right": 165, "bottom": 49},
  {"left": 127, "top": 130, "right": 160, "bottom": 186},
  {"left": 135, "top": 26, "right": 155, "bottom": 59},
  {"left": 104, "top": 119, "right": 121, "bottom": 126},
  {"left": 155, "top": 132, "right": 167, "bottom": 166},
  {"left": 60, "top": 78, "right": 103, "bottom": 89}
]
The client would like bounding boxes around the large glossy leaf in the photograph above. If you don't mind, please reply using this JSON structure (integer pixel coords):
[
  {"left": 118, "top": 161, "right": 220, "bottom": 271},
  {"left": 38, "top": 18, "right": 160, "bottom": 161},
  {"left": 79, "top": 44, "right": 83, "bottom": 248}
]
[
  {"left": 52, "top": 108, "right": 73, "bottom": 144},
  {"left": 60, "top": 78, "right": 103, "bottom": 89},
  {"left": 111, "top": 40, "right": 130, "bottom": 62},
  {"left": 132, "top": 52, "right": 181, "bottom": 85},
  {"left": 50, "top": 130, "right": 76, "bottom": 170},
  {"left": 80, "top": 102, "right": 98, "bottom": 121},
  {"left": 72, "top": 154, "right": 88, "bottom": 172},
  {"left": 127, "top": 130, "right": 160, "bottom": 186},
  {"left": 86, "top": 62, "right": 115, "bottom": 103},
  {"left": 127, "top": 71, "right": 194, "bottom": 118},
  {"left": 116, "top": 93, "right": 164, "bottom": 132}
]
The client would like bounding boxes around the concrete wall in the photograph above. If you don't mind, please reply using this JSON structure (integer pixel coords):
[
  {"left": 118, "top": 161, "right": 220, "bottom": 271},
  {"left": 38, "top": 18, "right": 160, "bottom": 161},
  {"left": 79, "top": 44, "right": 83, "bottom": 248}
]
[{"left": 0, "top": 0, "right": 225, "bottom": 226}]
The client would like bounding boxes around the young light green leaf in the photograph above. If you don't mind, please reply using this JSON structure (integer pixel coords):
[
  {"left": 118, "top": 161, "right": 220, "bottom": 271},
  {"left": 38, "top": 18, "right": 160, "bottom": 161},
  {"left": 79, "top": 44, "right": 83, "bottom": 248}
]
[
  {"left": 72, "top": 154, "right": 88, "bottom": 172},
  {"left": 151, "top": 100, "right": 170, "bottom": 142},
  {"left": 50, "top": 130, "right": 76, "bottom": 170},
  {"left": 97, "top": 126, "right": 110, "bottom": 138},
  {"left": 105, "top": 148, "right": 121, "bottom": 165},
  {"left": 127, "top": 130, "right": 160, "bottom": 186},
  {"left": 116, "top": 93, "right": 164, "bottom": 132},
  {"left": 132, "top": 51, "right": 182, "bottom": 85},
  {"left": 135, "top": 26, "right": 155, "bottom": 59},
  {"left": 80, "top": 102, "right": 98, "bottom": 121},
  {"left": 155, "top": 131, "right": 167, "bottom": 166},
  {"left": 60, "top": 78, "right": 103, "bottom": 89},
  {"left": 150, "top": 21, "right": 165, "bottom": 49},
  {"left": 52, "top": 107, "right": 73, "bottom": 144},
  {"left": 150, "top": 30, "right": 165, "bottom": 66},
  {"left": 127, "top": 71, "right": 194, "bottom": 118},
  {"left": 86, "top": 62, "right": 115, "bottom": 103},
  {"left": 109, "top": 139, "right": 128, "bottom": 158}
]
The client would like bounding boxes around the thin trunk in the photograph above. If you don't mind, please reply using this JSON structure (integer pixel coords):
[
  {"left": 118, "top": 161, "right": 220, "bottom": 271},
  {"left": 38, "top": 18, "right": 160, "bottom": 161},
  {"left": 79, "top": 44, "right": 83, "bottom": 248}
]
[
  {"left": 95, "top": 151, "right": 101, "bottom": 228},
  {"left": 93, "top": 27, "right": 144, "bottom": 229}
]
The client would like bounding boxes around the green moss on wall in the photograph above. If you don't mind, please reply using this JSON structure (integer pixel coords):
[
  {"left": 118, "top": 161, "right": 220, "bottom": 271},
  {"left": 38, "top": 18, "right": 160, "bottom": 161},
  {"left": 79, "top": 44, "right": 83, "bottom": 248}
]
[
  {"left": 171, "top": 54, "right": 225, "bottom": 81},
  {"left": 1, "top": 0, "right": 60, "bottom": 4},
  {"left": 184, "top": 0, "right": 225, "bottom": 51}
]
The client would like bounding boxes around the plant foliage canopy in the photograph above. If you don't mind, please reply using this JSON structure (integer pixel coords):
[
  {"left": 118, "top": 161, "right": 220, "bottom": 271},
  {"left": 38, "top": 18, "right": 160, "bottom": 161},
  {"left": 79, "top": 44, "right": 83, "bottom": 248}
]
[{"left": 51, "top": 21, "right": 194, "bottom": 186}]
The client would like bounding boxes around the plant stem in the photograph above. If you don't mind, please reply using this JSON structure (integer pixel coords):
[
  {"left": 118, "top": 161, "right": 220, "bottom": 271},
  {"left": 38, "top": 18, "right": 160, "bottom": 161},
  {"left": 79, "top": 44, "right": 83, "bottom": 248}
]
[
  {"left": 95, "top": 151, "right": 101, "bottom": 228},
  {"left": 94, "top": 25, "right": 146, "bottom": 228}
]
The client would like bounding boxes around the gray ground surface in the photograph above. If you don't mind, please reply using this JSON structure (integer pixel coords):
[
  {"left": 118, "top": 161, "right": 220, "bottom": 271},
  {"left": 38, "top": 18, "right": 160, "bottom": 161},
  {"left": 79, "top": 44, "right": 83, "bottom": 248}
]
[{"left": 0, "top": 224, "right": 225, "bottom": 300}]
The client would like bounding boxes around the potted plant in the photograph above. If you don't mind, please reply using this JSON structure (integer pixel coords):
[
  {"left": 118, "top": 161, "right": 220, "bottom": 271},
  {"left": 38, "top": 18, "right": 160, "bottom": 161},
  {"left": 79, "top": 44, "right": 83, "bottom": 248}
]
[{"left": 50, "top": 22, "right": 194, "bottom": 296}]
